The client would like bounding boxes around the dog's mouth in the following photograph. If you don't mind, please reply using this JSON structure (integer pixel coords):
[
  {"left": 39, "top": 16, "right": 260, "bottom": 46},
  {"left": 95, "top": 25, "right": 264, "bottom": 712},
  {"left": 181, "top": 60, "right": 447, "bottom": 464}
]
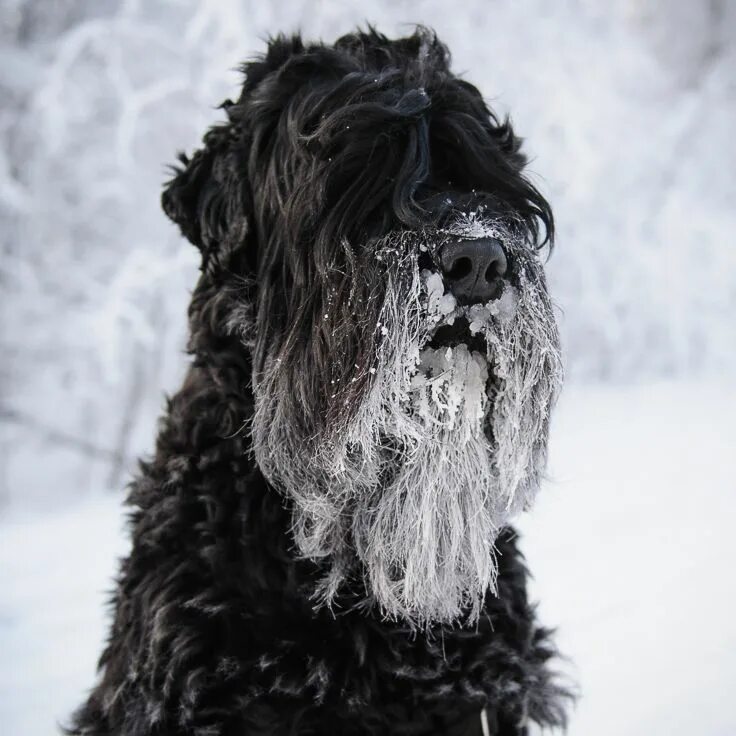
[
  {"left": 426, "top": 316, "right": 488, "bottom": 354},
  {"left": 419, "top": 315, "right": 499, "bottom": 441}
]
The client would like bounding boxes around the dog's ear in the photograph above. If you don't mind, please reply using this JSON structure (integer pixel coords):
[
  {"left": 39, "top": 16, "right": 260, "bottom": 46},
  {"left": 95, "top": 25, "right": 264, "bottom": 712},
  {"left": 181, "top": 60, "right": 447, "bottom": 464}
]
[
  {"left": 161, "top": 34, "right": 309, "bottom": 269},
  {"left": 162, "top": 119, "right": 248, "bottom": 270}
]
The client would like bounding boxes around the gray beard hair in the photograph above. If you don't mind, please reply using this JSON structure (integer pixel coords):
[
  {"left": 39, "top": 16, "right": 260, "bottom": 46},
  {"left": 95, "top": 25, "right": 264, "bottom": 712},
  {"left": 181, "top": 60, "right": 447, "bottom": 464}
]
[{"left": 252, "top": 217, "right": 563, "bottom": 628}]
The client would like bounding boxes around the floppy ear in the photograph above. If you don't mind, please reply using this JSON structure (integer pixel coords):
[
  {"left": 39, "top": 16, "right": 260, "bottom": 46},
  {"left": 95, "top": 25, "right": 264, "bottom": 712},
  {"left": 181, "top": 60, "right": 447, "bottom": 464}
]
[
  {"left": 162, "top": 35, "right": 316, "bottom": 271},
  {"left": 162, "top": 119, "right": 248, "bottom": 270}
]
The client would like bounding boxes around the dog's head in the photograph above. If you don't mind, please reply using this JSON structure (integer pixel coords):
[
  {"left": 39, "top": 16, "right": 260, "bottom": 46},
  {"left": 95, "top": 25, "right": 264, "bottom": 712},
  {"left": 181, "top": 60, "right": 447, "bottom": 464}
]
[{"left": 163, "top": 28, "right": 562, "bottom": 627}]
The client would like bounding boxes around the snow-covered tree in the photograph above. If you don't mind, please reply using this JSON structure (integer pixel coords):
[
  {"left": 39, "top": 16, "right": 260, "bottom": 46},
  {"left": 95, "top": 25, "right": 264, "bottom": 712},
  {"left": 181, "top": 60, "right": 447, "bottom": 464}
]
[{"left": 1, "top": 0, "right": 734, "bottom": 510}]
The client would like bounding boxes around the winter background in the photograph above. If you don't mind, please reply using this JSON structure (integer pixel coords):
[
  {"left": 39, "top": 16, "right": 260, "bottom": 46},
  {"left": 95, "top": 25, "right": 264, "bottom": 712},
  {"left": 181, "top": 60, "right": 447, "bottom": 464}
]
[{"left": 1, "top": 0, "right": 734, "bottom": 734}]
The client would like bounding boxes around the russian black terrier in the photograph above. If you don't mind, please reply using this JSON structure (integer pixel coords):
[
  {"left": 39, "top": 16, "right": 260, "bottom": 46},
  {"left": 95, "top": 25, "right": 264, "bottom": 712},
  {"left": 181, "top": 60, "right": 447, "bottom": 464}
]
[{"left": 69, "top": 27, "right": 570, "bottom": 736}]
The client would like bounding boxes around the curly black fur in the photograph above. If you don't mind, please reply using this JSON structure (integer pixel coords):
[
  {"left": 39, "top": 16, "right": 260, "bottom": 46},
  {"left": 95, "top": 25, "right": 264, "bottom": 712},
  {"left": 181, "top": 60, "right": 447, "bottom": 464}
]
[{"left": 68, "top": 27, "right": 571, "bottom": 736}]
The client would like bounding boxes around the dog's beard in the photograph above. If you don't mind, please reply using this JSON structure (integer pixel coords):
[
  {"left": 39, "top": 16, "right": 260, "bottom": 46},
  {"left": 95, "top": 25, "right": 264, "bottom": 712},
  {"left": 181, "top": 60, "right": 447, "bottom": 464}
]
[{"left": 251, "top": 218, "right": 563, "bottom": 627}]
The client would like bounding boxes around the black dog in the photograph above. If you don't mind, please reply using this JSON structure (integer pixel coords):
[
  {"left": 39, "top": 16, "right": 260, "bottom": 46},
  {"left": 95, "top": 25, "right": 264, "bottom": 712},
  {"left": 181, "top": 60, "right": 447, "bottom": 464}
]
[{"left": 69, "top": 27, "right": 570, "bottom": 736}]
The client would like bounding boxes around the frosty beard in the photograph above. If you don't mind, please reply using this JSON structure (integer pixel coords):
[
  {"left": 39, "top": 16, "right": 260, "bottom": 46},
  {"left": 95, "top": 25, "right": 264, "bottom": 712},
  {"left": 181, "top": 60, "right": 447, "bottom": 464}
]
[{"left": 252, "top": 219, "right": 563, "bottom": 627}]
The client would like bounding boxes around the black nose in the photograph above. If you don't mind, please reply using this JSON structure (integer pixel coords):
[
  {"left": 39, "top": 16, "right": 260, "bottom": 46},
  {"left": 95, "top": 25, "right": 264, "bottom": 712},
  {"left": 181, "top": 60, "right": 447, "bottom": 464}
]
[{"left": 439, "top": 238, "right": 508, "bottom": 305}]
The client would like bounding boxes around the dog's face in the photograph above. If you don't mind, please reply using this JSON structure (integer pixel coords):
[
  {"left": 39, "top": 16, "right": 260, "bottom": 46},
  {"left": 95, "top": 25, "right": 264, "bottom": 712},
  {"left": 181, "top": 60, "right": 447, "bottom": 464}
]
[{"left": 163, "top": 29, "right": 562, "bottom": 627}]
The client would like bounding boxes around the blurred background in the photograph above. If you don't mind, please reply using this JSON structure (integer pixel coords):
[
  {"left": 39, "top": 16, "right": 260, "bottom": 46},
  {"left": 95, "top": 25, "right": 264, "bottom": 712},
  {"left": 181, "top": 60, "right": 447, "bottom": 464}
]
[{"left": 0, "top": 1, "right": 734, "bottom": 734}]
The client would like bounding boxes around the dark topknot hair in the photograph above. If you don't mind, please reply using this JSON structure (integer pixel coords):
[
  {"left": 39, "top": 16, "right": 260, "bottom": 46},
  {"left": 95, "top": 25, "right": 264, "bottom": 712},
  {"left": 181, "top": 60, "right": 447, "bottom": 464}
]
[
  {"left": 162, "top": 26, "right": 553, "bottom": 276},
  {"left": 161, "top": 25, "right": 555, "bottom": 436}
]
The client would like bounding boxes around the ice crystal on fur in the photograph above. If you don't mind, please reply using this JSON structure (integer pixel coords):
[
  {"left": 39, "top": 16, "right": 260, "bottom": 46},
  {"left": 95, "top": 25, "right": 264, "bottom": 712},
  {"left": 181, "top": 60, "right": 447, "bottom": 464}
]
[{"left": 252, "top": 219, "right": 563, "bottom": 627}]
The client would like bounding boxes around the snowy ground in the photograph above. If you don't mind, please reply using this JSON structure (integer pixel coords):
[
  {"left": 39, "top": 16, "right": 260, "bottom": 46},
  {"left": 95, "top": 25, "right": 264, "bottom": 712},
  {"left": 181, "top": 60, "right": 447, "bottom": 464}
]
[
  {"left": 519, "top": 381, "right": 736, "bottom": 736},
  {"left": 1, "top": 381, "right": 734, "bottom": 735}
]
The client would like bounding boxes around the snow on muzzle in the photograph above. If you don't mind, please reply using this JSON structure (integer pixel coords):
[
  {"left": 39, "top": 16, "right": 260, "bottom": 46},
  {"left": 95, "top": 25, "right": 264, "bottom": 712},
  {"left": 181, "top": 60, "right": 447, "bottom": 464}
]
[{"left": 252, "top": 219, "right": 563, "bottom": 626}]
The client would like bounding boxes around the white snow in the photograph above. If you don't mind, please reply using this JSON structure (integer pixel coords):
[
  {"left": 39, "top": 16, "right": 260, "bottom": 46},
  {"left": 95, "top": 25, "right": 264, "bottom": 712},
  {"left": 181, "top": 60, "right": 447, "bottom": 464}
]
[
  {"left": 422, "top": 270, "right": 450, "bottom": 318},
  {"left": 0, "top": 494, "right": 129, "bottom": 735},
  {"left": 2, "top": 1, "right": 735, "bottom": 514},
  {"left": 520, "top": 381, "right": 736, "bottom": 736},
  {"left": 410, "top": 345, "right": 489, "bottom": 429},
  {"left": 1, "top": 1, "right": 735, "bottom": 732},
  {"left": 2, "top": 1, "right": 735, "bottom": 518},
  {"left": 2, "top": 381, "right": 734, "bottom": 736}
]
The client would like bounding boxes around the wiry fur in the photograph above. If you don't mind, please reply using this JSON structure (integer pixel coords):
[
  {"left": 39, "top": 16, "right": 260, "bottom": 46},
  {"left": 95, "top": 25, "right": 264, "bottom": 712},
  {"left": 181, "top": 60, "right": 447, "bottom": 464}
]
[
  {"left": 254, "top": 220, "right": 563, "bottom": 626},
  {"left": 69, "top": 27, "right": 572, "bottom": 736}
]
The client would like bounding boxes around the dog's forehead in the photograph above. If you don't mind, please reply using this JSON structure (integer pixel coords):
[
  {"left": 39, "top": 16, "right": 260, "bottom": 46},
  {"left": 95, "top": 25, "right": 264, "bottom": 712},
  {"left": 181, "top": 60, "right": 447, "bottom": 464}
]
[
  {"left": 240, "top": 31, "right": 457, "bottom": 118},
  {"left": 159, "top": 28, "right": 553, "bottom": 287}
]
